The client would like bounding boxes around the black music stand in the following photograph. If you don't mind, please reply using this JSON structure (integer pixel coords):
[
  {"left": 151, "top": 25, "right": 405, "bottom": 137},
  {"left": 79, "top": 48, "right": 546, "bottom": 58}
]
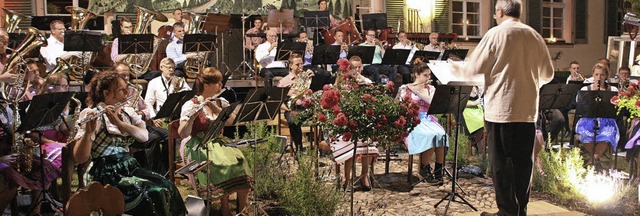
[
  {"left": 233, "top": 87, "right": 287, "bottom": 215},
  {"left": 381, "top": 48, "right": 410, "bottom": 66},
  {"left": 7, "top": 33, "right": 27, "bottom": 50},
  {"left": 64, "top": 30, "right": 101, "bottom": 91},
  {"left": 347, "top": 46, "right": 375, "bottom": 64},
  {"left": 362, "top": 13, "right": 387, "bottom": 30},
  {"left": 431, "top": 83, "right": 477, "bottom": 215},
  {"left": 538, "top": 84, "right": 581, "bottom": 149},
  {"left": 412, "top": 51, "right": 442, "bottom": 62},
  {"left": 441, "top": 49, "right": 469, "bottom": 61},
  {"left": 154, "top": 90, "right": 197, "bottom": 121},
  {"left": 568, "top": 80, "right": 589, "bottom": 86},
  {"left": 311, "top": 44, "right": 341, "bottom": 65},
  {"left": 276, "top": 41, "right": 306, "bottom": 61},
  {"left": 576, "top": 90, "right": 618, "bottom": 166},
  {"left": 17, "top": 92, "right": 74, "bottom": 212},
  {"left": 183, "top": 34, "right": 217, "bottom": 53},
  {"left": 304, "top": 11, "right": 330, "bottom": 45}
]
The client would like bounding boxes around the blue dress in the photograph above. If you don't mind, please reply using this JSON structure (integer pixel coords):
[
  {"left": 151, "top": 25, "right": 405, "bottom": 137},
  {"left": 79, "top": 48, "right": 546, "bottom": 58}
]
[
  {"left": 400, "top": 85, "right": 449, "bottom": 155},
  {"left": 575, "top": 85, "right": 620, "bottom": 149}
]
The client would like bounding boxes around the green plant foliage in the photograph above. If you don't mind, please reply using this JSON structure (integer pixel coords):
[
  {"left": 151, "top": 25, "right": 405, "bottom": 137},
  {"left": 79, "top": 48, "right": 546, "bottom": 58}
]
[
  {"left": 446, "top": 132, "right": 471, "bottom": 166},
  {"left": 532, "top": 148, "right": 588, "bottom": 201}
]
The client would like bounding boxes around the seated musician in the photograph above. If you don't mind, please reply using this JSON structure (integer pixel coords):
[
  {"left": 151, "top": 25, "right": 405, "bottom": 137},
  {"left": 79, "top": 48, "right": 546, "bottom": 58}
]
[
  {"left": 297, "top": 32, "right": 313, "bottom": 69},
  {"left": 566, "top": 61, "right": 584, "bottom": 84},
  {"left": 424, "top": 32, "right": 445, "bottom": 53},
  {"left": 329, "top": 31, "right": 349, "bottom": 73},
  {"left": 245, "top": 17, "right": 266, "bottom": 52},
  {"left": 359, "top": 29, "right": 397, "bottom": 83},
  {"left": 575, "top": 64, "right": 619, "bottom": 166},
  {"left": 318, "top": 0, "right": 340, "bottom": 26},
  {"left": 278, "top": 53, "right": 312, "bottom": 152},
  {"left": 616, "top": 66, "right": 634, "bottom": 88},
  {"left": 256, "top": 29, "right": 288, "bottom": 87},
  {"left": 400, "top": 64, "right": 449, "bottom": 185},
  {"left": 166, "top": 22, "right": 197, "bottom": 78},
  {"left": 72, "top": 71, "right": 186, "bottom": 215},
  {"left": 40, "top": 20, "right": 81, "bottom": 73},
  {"left": 144, "top": 58, "right": 191, "bottom": 118},
  {"left": 111, "top": 17, "right": 133, "bottom": 64},
  {"left": 393, "top": 31, "right": 418, "bottom": 84},
  {"left": 177, "top": 67, "right": 250, "bottom": 215},
  {"left": 116, "top": 63, "right": 170, "bottom": 174},
  {"left": 22, "top": 59, "right": 45, "bottom": 101}
]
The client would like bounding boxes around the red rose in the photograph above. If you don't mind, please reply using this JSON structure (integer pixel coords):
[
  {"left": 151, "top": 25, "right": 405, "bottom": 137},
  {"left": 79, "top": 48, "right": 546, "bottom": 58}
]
[
  {"left": 337, "top": 58, "right": 350, "bottom": 72},
  {"left": 375, "top": 123, "right": 383, "bottom": 129},
  {"left": 333, "top": 106, "right": 341, "bottom": 115},
  {"left": 342, "top": 132, "right": 352, "bottom": 141},
  {"left": 401, "top": 131, "right": 410, "bottom": 138},
  {"left": 323, "top": 84, "right": 331, "bottom": 91},
  {"left": 395, "top": 116, "right": 407, "bottom": 127},
  {"left": 343, "top": 72, "right": 352, "bottom": 80},
  {"left": 362, "top": 93, "right": 372, "bottom": 100},
  {"left": 380, "top": 115, "right": 388, "bottom": 123},
  {"left": 610, "top": 95, "right": 619, "bottom": 105},
  {"left": 413, "top": 117, "right": 421, "bottom": 125},
  {"left": 302, "top": 98, "right": 312, "bottom": 108},
  {"left": 321, "top": 89, "right": 341, "bottom": 109},
  {"left": 635, "top": 100, "right": 640, "bottom": 108},
  {"left": 371, "top": 97, "right": 377, "bottom": 102},
  {"left": 318, "top": 113, "right": 327, "bottom": 122},
  {"left": 386, "top": 81, "right": 395, "bottom": 92},
  {"left": 353, "top": 84, "right": 360, "bottom": 89},
  {"left": 305, "top": 89, "right": 313, "bottom": 95},
  {"left": 628, "top": 86, "right": 635, "bottom": 93},
  {"left": 348, "top": 120, "right": 358, "bottom": 130},
  {"left": 403, "top": 95, "right": 411, "bottom": 102},
  {"left": 333, "top": 113, "right": 348, "bottom": 127},
  {"left": 366, "top": 109, "right": 375, "bottom": 116}
]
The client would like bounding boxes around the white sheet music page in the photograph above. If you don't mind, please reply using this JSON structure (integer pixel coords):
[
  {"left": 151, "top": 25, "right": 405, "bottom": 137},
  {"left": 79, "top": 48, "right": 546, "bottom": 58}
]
[{"left": 427, "top": 60, "right": 484, "bottom": 86}]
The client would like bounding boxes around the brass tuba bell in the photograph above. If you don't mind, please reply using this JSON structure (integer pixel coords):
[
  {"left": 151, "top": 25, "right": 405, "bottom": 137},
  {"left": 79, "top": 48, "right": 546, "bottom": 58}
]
[
  {"left": 66, "top": 6, "right": 96, "bottom": 30},
  {"left": 63, "top": 6, "right": 97, "bottom": 81},
  {"left": 183, "top": 12, "right": 210, "bottom": 79},
  {"left": 2, "top": 8, "right": 31, "bottom": 33},
  {"left": 124, "top": 6, "right": 167, "bottom": 78},
  {"left": 0, "top": 27, "right": 48, "bottom": 103}
]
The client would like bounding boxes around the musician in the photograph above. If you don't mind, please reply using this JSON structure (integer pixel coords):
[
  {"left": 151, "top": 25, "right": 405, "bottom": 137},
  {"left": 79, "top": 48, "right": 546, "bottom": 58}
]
[
  {"left": 144, "top": 57, "right": 191, "bottom": 118},
  {"left": 318, "top": 0, "right": 340, "bottom": 26},
  {"left": 33, "top": 72, "right": 70, "bottom": 170},
  {"left": 424, "top": 32, "right": 444, "bottom": 53},
  {"left": 359, "top": 29, "right": 397, "bottom": 83},
  {"left": 245, "top": 17, "right": 265, "bottom": 51},
  {"left": 172, "top": 9, "right": 183, "bottom": 24},
  {"left": 399, "top": 63, "right": 448, "bottom": 185},
  {"left": 278, "top": 53, "right": 311, "bottom": 152},
  {"left": 111, "top": 17, "right": 133, "bottom": 64},
  {"left": 177, "top": 67, "right": 250, "bottom": 215},
  {"left": 566, "top": 61, "right": 584, "bottom": 84},
  {"left": 332, "top": 31, "right": 349, "bottom": 60},
  {"left": 23, "top": 59, "right": 45, "bottom": 101},
  {"left": 393, "top": 31, "right": 418, "bottom": 84},
  {"left": 575, "top": 64, "right": 619, "bottom": 166},
  {"left": 0, "top": 27, "right": 9, "bottom": 67},
  {"left": 40, "top": 20, "right": 78, "bottom": 73},
  {"left": 166, "top": 22, "right": 197, "bottom": 78},
  {"left": 297, "top": 32, "right": 313, "bottom": 67},
  {"left": 256, "top": 29, "right": 288, "bottom": 87}
]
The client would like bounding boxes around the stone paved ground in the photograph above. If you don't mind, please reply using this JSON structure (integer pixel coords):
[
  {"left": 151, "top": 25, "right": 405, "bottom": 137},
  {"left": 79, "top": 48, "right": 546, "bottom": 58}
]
[{"left": 315, "top": 153, "right": 500, "bottom": 215}]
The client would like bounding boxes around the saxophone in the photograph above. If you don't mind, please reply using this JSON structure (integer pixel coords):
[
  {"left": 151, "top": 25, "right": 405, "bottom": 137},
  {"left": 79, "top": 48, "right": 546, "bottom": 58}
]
[
  {"left": 130, "top": 83, "right": 144, "bottom": 108},
  {"left": 10, "top": 104, "right": 37, "bottom": 173},
  {"left": 172, "top": 76, "right": 186, "bottom": 93},
  {"left": 66, "top": 95, "right": 82, "bottom": 142}
]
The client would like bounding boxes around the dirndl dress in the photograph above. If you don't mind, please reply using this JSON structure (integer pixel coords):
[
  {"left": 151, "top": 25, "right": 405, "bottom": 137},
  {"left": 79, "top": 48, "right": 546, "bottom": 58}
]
[{"left": 575, "top": 117, "right": 619, "bottom": 149}]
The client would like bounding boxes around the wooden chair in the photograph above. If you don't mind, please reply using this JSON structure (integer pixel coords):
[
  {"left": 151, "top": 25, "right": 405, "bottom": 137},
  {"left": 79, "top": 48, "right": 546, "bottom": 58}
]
[
  {"left": 168, "top": 120, "right": 181, "bottom": 183},
  {"left": 65, "top": 182, "right": 124, "bottom": 216}
]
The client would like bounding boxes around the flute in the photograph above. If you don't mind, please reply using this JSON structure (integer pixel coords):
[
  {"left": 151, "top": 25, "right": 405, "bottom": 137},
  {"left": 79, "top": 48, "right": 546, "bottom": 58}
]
[{"left": 183, "top": 89, "right": 228, "bottom": 120}]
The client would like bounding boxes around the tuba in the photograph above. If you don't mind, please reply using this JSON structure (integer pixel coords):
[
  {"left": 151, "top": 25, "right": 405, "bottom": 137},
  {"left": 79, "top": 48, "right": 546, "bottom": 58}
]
[
  {"left": 48, "top": 57, "right": 72, "bottom": 77},
  {"left": 1, "top": 27, "right": 47, "bottom": 103},
  {"left": 124, "top": 6, "right": 168, "bottom": 78},
  {"left": 64, "top": 6, "right": 97, "bottom": 81},
  {"left": 183, "top": 12, "right": 210, "bottom": 79},
  {"left": 2, "top": 8, "right": 31, "bottom": 33}
]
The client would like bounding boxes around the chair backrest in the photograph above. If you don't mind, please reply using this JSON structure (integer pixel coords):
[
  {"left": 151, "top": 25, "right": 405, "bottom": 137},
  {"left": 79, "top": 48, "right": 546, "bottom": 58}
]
[
  {"left": 65, "top": 182, "right": 125, "bottom": 216},
  {"left": 168, "top": 120, "right": 180, "bottom": 183}
]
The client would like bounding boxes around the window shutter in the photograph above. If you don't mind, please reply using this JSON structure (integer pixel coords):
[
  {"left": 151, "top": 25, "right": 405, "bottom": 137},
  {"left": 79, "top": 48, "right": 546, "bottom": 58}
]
[
  {"left": 3, "top": 0, "right": 33, "bottom": 30},
  {"left": 605, "top": 0, "right": 623, "bottom": 43},
  {"left": 433, "top": 0, "right": 450, "bottom": 33},
  {"left": 527, "top": 0, "right": 542, "bottom": 34},
  {"left": 574, "top": 0, "right": 587, "bottom": 43},
  {"left": 386, "top": 0, "right": 405, "bottom": 31}
]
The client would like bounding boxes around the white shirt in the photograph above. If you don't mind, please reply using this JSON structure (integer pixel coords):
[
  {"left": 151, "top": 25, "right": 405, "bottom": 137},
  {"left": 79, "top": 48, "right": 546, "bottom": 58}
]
[
  {"left": 144, "top": 75, "right": 191, "bottom": 118},
  {"left": 424, "top": 44, "right": 443, "bottom": 52},
  {"left": 255, "top": 41, "right": 286, "bottom": 69},
  {"left": 166, "top": 37, "right": 187, "bottom": 65},
  {"left": 393, "top": 42, "right": 418, "bottom": 65},
  {"left": 460, "top": 19, "right": 554, "bottom": 123},
  {"left": 179, "top": 97, "right": 230, "bottom": 122},
  {"left": 39, "top": 36, "right": 65, "bottom": 72},
  {"left": 73, "top": 104, "right": 145, "bottom": 141}
]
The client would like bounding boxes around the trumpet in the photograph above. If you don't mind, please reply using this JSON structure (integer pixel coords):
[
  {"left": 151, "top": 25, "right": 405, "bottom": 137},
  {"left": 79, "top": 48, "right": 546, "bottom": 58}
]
[{"left": 408, "top": 39, "right": 426, "bottom": 50}]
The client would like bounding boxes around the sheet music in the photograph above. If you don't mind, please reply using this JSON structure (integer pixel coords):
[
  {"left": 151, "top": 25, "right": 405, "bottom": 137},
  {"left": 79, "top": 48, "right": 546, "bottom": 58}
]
[{"left": 427, "top": 60, "right": 484, "bottom": 86}]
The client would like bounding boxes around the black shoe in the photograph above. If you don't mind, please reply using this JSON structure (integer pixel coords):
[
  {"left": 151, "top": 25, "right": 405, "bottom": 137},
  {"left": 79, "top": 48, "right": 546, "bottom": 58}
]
[
  {"left": 419, "top": 164, "right": 432, "bottom": 180},
  {"left": 426, "top": 176, "right": 443, "bottom": 186},
  {"left": 358, "top": 179, "right": 372, "bottom": 191}
]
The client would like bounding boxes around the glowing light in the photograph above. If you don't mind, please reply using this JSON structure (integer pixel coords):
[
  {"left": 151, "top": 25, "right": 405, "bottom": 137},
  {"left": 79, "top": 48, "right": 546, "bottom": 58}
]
[
  {"left": 549, "top": 37, "right": 557, "bottom": 43},
  {"left": 407, "top": 0, "right": 436, "bottom": 19},
  {"left": 574, "top": 170, "right": 628, "bottom": 205}
]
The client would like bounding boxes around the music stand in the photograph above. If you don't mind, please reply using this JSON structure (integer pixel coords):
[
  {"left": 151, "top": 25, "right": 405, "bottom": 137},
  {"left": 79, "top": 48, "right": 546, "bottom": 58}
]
[
  {"left": 276, "top": 41, "right": 306, "bottom": 61},
  {"left": 233, "top": 87, "right": 287, "bottom": 215},
  {"left": 431, "top": 83, "right": 478, "bottom": 215},
  {"left": 538, "top": 84, "right": 581, "bottom": 148},
  {"left": 17, "top": 92, "right": 74, "bottom": 212},
  {"left": 311, "top": 45, "right": 341, "bottom": 65},
  {"left": 183, "top": 34, "right": 217, "bottom": 53},
  {"left": 7, "top": 33, "right": 27, "bottom": 50},
  {"left": 441, "top": 49, "right": 469, "bottom": 61},
  {"left": 64, "top": 30, "right": 101, "bottom": 91},
  {"left": 412, "top": 51, "right": 441, "bottom": 63},
  {"left": 381, "top": 48, "right": 410, "bottom": 66},
  {"left": 154, "top": 90, "right": 197, "bottom": 121},
  {"left": 362, "top": 13, "right": 387, "bottom": 30},
  {"left": 347, "top": 46, "right": 375, "bottom": 64},
  {"left": 304, "top": 11, "right": 330, "bottom": 46},
  {"left": 267, "top": 9, "right": 295, "bottom": 39},
  {"left": 568, "top": 80, "right": 589, "bottom": 86},
  {"left": 204, "top": 13, "right": 231, "bottom": 72},
  {"left": 576, "top": 90, "right": 618, "bottom": 166}
]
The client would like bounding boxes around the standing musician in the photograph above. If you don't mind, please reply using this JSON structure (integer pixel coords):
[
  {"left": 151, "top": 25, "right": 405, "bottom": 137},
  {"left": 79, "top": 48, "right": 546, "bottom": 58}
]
[
  {"left": 278, "top": 53, "right": 312, "bottom": 152},
  {"left": 359, "top": 29, "right": 397, "bottom": 83},
  {"left": 256, "top": 29, "right": 288, "bottom": 87},
  {"left": 393, "top": 31, "right": 418, "bottom": 84},
  {"left": 72, "top": 71, "right": 186, "bottom": 215},
  {"left": 144, "top": 58, "right": 191, "bottom": 119},
  {"left": 39, "top": 20, "right": 79, "bottom": 73},
  {"left": 0, "top": 28, "right": 10, "bottom": 68},
  {"left": 177, "top": 67, "right": 250, "bottom": 215},
  {"left": 165, "top": 22, "right": 198, "bottom": 78},
  {"left": 318, "top": 0, "right": 341, "bottom": 27},
  {"left": 399, "top": 64, "right": 449, "bottom": 185}
]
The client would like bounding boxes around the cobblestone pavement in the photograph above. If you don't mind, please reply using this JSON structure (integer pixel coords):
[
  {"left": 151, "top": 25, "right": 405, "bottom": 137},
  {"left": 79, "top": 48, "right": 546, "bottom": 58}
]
[{"left": 317, "top": 153, "right": 499, "bottom": 216}]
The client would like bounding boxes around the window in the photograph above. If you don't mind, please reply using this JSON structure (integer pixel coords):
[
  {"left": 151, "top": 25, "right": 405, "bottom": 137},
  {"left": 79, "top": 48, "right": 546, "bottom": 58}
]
[
  {"left": 451, "top": 0, "right": 482, "bottom": 38},
  {"left": 45, "top": 0, "right": 89, "bottom": 15},
  {"left": 542, "top": 0, "right": 565, "bottom": 41}
]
